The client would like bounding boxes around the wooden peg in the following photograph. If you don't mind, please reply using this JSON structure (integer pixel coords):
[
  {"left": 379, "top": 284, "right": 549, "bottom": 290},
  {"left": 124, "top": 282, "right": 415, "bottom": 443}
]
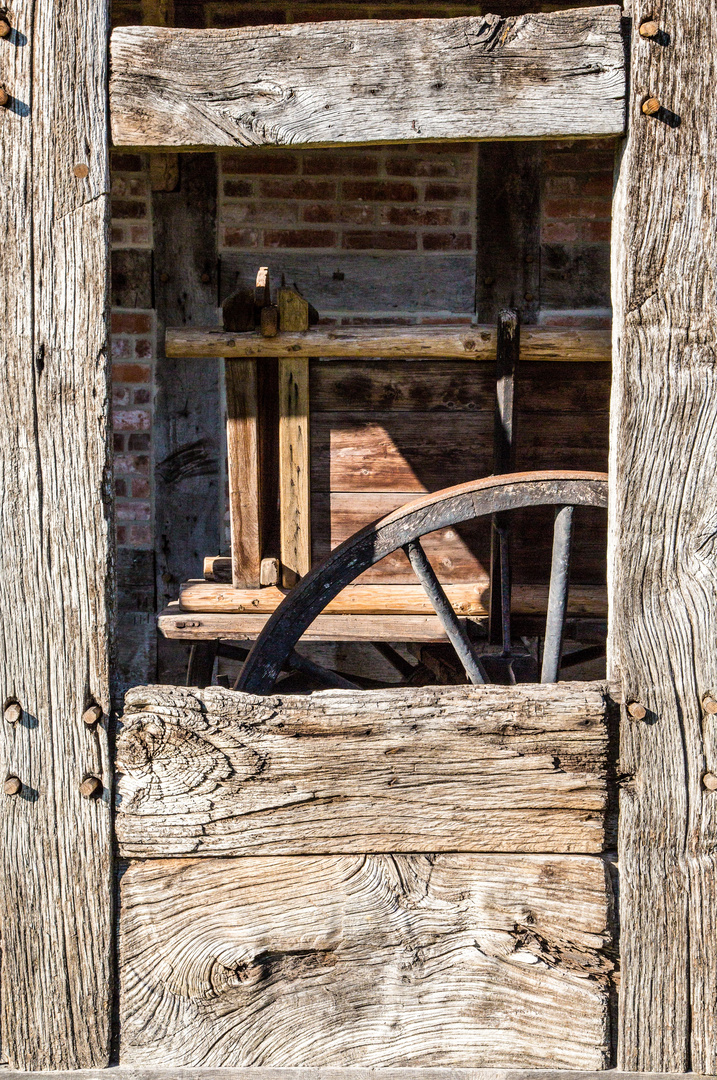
[
  {"left": 4, "top": 702, "right": 21, "bottom": 724},
  {"left": 255, "top": 266, "right": 270, "bottom": 307},
  {"left": 627, "top": 700, "right": 647, "bottom": 720},
  {"left": 0, "top": 85, "right": 9, "bottom": 107},
  {"left": 4, "top": 776, "right": 21, "bottom": 796},
  {"left": 79, "top": 775, "right": 103, "bottom": 799},
  {"left": 639, "top": 20, "right": 659, "bottom": 38},
  {"left": 82, "top": 704, "right": 102, "bottom": 727},
  {"left": 703, "top": 696, "right": 717, "bottom": 715},
  {"left": 260, "top": 556, "right": 280, "bottom": 587},
  {"left": 703, "top": 773, "right": 717, "bottom": 791},
  {"left": 642, "top": 97, "right": 661, "bottom": 116},
  {"left": 0, "top": 18, "right": 10, "bottom": 37},
  {"left": 278, "top": 287, "right": 310, "bottom": 332},
  {"left": 260, "top": 304, "right": 279, "bottom": 338}
]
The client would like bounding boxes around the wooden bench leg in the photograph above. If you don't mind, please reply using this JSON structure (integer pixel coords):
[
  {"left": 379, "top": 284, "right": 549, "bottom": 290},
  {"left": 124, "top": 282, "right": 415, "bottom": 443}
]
[
  {"left": 279, "top": 356, "right": 311, "bottom": 588},
  {"left": 225, "top": 358, "right": 262, "bottom": 588}
]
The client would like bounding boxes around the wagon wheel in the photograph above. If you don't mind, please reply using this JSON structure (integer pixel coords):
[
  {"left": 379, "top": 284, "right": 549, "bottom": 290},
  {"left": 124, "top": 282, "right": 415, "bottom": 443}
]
[{"left": 236, "top": 470, "right": 608, "bottom": 695}]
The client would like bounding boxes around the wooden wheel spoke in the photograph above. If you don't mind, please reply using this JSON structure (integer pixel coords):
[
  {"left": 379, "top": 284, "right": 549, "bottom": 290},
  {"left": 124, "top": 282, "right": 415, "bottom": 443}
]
[
  {"left": 403, "top": 539, "right": 488, "bottom": 685},
  {"left": 541, "top": 504, "right": 575, "bottom": 684}
]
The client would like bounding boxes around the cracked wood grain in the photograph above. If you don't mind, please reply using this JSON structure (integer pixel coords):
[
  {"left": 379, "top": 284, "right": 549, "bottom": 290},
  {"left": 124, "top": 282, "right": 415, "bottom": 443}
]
[
  {"left": 115, "top": 683, "right": 612, "bottom": 857},
  {"left": 610, "top": 1, "right": 717, "bottom": 1072},
  {"left": 110, "top": 8, "right": 625, "bottom": 150},
  {"left": 119, "top": 853, "right": 614, "bottom": 1068},
  {"left": 0, "top": 0, "right": 113, "bottom": 1068}
]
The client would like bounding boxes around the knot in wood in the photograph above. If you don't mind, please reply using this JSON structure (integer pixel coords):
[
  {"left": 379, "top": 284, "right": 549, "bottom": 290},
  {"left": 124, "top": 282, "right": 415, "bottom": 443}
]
[{"left": 117, "top": 715, "right": 235, "bottom": 803}]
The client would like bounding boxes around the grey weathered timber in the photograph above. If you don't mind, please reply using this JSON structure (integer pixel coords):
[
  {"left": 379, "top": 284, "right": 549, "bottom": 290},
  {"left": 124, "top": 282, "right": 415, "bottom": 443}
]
[
  {"left": 0, "top": 0, "right": 113, "bottom": 1068},
  {"left": 115, "top": 683, "right": 611, "bottom": 857},
  {"left": 609, "top": 2, "right": 717, "bottom": 1073},
  {"left": 0, "top": 1072, "right": 709, "bottom": 1080},
  {"left": 119, "top": 853, "right": 614, "bottom": 1068},
  {"left": 109, "top": 8, "right": 625, "bottom": 149},
  {"left": 153, "top": 155, "right": 221, "bottom": 683},
  {"left": 165, "top": 325, "right": 613, "bottom": 363}
]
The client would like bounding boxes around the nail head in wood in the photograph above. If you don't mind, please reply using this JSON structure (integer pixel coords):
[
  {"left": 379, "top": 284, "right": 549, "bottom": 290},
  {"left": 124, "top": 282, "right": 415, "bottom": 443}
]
[
  {"left": 0, "top": 18, "right": 10, "bottom": 37},
  {"left": 627, "top": 700, "right": 648, "bottom": 721},
  {"left": 73, "top": 163, "right": 89, "bottom": 179},
  {"left": 82, "top": 704, "right": 102, "bottom": 727},
  {"left": 703, "top": 696, "right": 717, "bottom": 715},
  {"left": 4, "top": 776, "right": 21, "bottom": 796},
  {"left": 639, "top": 20, "right": 660, "bottom": 38},
  {"left": 703, "top": 773, "right": 717, "bottom": 792},
  {"left": 4, "top": 702, "right": 22, "bottom": 724},
  {"left": 0, "top": 85, "right": 9, "bottom": 107},
  {"left": 79, "top": 775, "right": 103, "bottom": 799},
  {"left": 642, "top": 97, "right": 661, "bottom": 116}
]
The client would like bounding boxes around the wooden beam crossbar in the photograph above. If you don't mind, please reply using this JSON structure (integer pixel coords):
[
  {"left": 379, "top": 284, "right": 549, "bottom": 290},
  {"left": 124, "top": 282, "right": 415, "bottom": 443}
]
[{"left": 109, "top": 7, "right": 626, "bottom": 150}]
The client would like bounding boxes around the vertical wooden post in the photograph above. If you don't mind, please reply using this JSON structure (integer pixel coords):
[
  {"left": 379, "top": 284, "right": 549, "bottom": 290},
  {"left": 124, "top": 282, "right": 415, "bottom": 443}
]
[
  {"left": 279, "top": 356, "right": 311, "bottom": 587},
  {"left": 0, "top": 0, "right": 113, "bottom": 1069},
  {"left": 226, "top": 358, "right": 262, "bottom": 588},
  {"left": 611, "top": 2, "right": 717, "bottom": 1072}
]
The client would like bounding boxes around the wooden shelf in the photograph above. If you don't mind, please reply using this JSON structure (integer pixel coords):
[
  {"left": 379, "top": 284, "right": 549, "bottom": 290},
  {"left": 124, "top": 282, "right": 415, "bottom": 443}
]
[{"left": 165, "top": 324, "right": 612, "bottom": 362}]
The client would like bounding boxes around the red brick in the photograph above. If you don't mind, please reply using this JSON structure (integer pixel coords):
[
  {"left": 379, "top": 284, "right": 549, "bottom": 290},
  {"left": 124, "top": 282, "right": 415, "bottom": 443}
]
[
  {"left": 386, "top": 156, "right": 469, "bottom": 179},
  {"left": 112, "top": 312, "right": 153, "bottom": 334},
  {"left": 420, "top": 316, "right": 473, "bottom": 325},
  {"left": 112, "top": 199, "right": 148, "bottom": 219},
  {"left": 134, "top": 388, "right": 151, "bottom": 405},
  {"left": 114, "top": 434, "right": 125, "bottom": 452},
  {"left": 303, "top": 203, "right": 374, "bottom": 224},
  {"left": 545, "top": 176, "right": 579, "bottom": 196},
  {"left": 223, "top": 228, "right": 263, "bottom": 248},
  {"left": 111, "top": 226, "right": 125, "bottom": 245},
  {"left": 379, "top": 206, "right": 453, "bottom": 227},
  {"left": 581, "top": 174, "right": 614, "bottom": 197},
  {"left": 113, "top": 386, "right": 130, "bottom": 406},
  {"left": 580, "top": 220, "right": 612, "bottom": 242},
  {"left": 302, "top": 151, "right": 380, "bottom": 176},
  {"left": 116, "top": 502, "right": 151, "bottom": 522},
  {"left": 116, "top": 525, "right": 128, "bottom": 545},
  {"left": 115, "top": 479, "right": 128, "bottom": 498},
  {"left": 342, "top": 231, "right": 418, "bottom": 251},
  {"left": 542, "top": 221, "right": 579, "bottom": 243},
  {"left": 111, "top": 153, "right": 143, "bottom": 171},
  {"left": 422, "top": 232, "right": 472, "bottom": 251},
  {"left": 112, "top": 337, "right": 131, "bottom": 360},
  {"left": 222, "top": 152, "right": 299, "bottom": 175},
  {"left": 114, "top": 453, "right": 149, "bottom": 476},
  {"left": 130, "top": 225, "right": 150, "bottom": 245},
  {"left": 543, "top": 151, "right": 615, "bottom": 173},
  {"left": 225, "top": 201, "right": 300, "bottom": 226},
  {"left": 112, "top": 176, "right": 148, "bottom": 198},
  {"left": 223, "top": 179, "right": 253, "bottom": 198},
  {"left": 135, "top": 338, "right": 152, "bottom": 358},
  {"left": 129, "top": 433, "right": 151, "bottom": 451},
  {"left": 114, "top": 409, "right": 151, "bottom": 432},
  {"left": 260, "top": 178, "right": 336, "bottom": 200},
  {"left": 130, "top": 524, "right": 152, "bottom": 546},
  {"left": 131, "top": 478, "right": 151, "bottom": 499},
  {"left": 425, "top": 182, "right": 472, "bottom": 202},
  {"left": 544, "top": 197, "right": 611, "bottom": 221},
  {"left": 343, "top": 180, "right": 419, "bottom": 203},
  {"left": 264, "top": 229, "right": 337, "bottom": 248},
  {"left": 113, "top": 363, "right": 151, "bottom": 383}
]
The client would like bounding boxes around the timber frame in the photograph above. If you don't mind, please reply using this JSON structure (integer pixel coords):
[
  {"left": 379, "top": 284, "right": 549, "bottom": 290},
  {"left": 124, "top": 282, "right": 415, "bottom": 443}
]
[{"left": 1, "top": 0, "right": 716, "bottom": 1074}]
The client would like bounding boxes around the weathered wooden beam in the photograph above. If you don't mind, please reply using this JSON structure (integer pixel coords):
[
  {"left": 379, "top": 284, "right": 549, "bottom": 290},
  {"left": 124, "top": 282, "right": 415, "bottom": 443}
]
[
  {"left": 119, "top": 853, "right": 613, "bottom": 1067},
  {"left": 0, "top": 0, "right": 113, "bottom": 1068},
  {"left": 279, "top": 356, "right": 311, "bottom": 586},
  {"left": 165, "top": 325, "right": 613, "bottom": 362},
  {"left": 0, "top": 1071, "right": 706, "bottom": 1080},
  {"left": 226, "top": 359, "right": 262, "bottom": 588},
  {"left": 178, "top": 581, "right": 607, "bottom": 617},
  {"left": 115, "top": 683, "right": 611, "bottom": 857},
  {"left": 110, "top": 8, "right": 625, "bottom": 150},
  {"left": 610, "top": 2, "right": 717, "bottom": 1073}
]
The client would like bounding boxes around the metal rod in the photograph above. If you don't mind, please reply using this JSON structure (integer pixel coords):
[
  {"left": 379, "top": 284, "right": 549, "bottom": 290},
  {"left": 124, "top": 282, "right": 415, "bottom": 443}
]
[
  {"left": 371, "top": 641, "right": 416, "bottom": 681},
  {"left": 541, "top": 504, "right": 574, "bottom": 684},
  {"left": 288, "top": 651, "right": 360, "bottom": 690},
  {"left": 489, "top": 310, "right": 519, "bottom": 647},
  {"left": 404, "top": 538, "right": 487, "bottom": 685}
]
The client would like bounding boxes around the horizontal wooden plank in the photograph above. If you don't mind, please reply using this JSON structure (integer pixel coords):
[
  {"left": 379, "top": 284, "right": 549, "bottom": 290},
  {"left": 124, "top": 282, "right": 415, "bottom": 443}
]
[
  {"left": 178, "top": 581, "right": 607, "bottom": 617},
  {"left": 311, "top": 412, "right": 608, "bottom": 493},
  {"left": 313, "top": 495, "right": 607, "bottom": 586},
  {"left": 159, "top": 608, "right": 486, "bottom": 641},
  {"left": 119, "top": 854, "right": 613, "bottom": 1068},
  {"left": 0, "top": 1070, "right": 704, "bottom": 1080},
  {"left": 116, "top": 683, "right": 610, "bottom": 857},
  {"left": 311, "top": 359, "right": 612, "bottom": 414},
  {"left": 164, "top": 325, "right": 613, "bottom": 362},
  {"left": 110, "top": 8, "right": 625, "bottom": 149}
]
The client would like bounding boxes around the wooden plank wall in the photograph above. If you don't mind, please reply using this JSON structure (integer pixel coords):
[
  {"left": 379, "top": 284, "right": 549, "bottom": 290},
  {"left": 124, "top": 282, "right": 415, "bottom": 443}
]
[
  {"left": 310, "top": 359, "right": 610, "bottom": 591},
  {"left": 115, "top": 683, "right": 617, "bottom": 1069},
  {"left": 0, "top": 0, "right": 114, "bottom": 1068}
]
